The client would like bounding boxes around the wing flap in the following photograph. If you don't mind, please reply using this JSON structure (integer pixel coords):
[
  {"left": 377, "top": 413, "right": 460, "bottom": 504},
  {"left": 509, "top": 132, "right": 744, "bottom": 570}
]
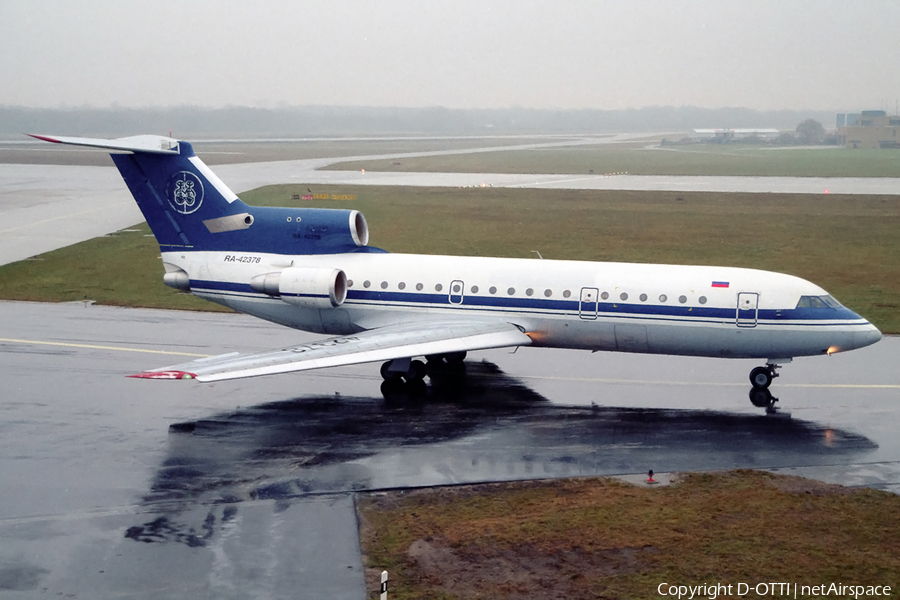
[{"left": 135, "top": 320, "right": 532, "bottom": 382}]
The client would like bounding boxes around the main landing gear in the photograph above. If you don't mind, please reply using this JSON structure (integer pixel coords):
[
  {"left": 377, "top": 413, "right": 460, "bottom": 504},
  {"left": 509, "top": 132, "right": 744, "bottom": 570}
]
[
  {"left": 379, "top": 352, "right": 467, "bottom": 398},
  {"left": 748, "top": 360, "right": 788, "bottom": 413}
]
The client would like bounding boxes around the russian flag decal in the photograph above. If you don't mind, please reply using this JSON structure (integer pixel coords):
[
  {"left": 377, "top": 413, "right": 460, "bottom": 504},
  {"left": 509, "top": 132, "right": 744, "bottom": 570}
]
[{"left": 711, "top": 281, "right": 730, "bottom": 288}]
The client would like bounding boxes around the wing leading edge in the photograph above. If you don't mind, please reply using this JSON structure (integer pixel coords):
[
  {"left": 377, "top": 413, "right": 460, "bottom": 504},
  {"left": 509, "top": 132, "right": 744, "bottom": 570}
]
[{"left": 129, "top": 320, "right": 532, "bottom": 382}]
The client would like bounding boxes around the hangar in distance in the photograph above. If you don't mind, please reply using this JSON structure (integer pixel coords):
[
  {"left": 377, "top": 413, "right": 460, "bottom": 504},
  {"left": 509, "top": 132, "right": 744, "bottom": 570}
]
[{"left": 31, "top": 134, "right": 882, "bottom": 408}]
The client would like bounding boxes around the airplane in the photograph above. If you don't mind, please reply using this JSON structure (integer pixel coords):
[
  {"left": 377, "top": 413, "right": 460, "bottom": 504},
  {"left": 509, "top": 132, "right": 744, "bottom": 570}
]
[{"left": 30, "top": 133, "right": 882, "bottom": 408}]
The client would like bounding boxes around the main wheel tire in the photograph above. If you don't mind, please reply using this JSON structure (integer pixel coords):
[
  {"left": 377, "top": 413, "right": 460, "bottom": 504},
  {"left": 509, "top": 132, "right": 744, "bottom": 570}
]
[
  {"left": 405, "top": 359, "right": 427, "bottom": 382},
  {"left": 380, "top": 360, "right": 402, "bottom": 381},
  {"left": 445, "top": 351, "right": 467, "bottom": 364},
  {"left": 749, "top": 366, "right": 772, "bottom": 389}
]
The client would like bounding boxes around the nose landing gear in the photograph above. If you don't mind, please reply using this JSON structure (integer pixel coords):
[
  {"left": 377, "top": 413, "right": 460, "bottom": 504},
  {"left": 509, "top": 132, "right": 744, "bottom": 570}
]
[
  {"left": 748, "top": 359, "right": 790, "bottom": 413},
  {"left": 749, "top": 363, "right": 781, "bottom": 389}
]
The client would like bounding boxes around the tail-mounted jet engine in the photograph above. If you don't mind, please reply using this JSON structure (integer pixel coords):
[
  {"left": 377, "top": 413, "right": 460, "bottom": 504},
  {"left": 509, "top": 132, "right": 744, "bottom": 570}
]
[{"left": 250, "top": 267, "right": 347, "bottom": 309}]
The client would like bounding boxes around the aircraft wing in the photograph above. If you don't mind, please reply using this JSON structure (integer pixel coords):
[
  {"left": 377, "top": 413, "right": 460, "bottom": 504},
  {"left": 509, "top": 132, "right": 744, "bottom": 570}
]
[{"left": 129, "top": 320, "right": 532, "bottom": 382}]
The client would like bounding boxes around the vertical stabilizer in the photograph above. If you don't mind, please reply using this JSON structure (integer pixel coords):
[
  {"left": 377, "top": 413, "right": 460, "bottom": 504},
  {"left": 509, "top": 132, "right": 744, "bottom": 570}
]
[
  {"left": 30, "top": 134, "right": 250, "bottom": 251},
  {"left": 30, "top": 134, "right": 378, "bottom": 256}
]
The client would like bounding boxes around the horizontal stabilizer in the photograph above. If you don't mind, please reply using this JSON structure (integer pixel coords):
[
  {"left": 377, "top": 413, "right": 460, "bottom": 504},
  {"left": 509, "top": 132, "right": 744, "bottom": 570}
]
[
  {"left": 28, "top": 134, "right": 180, "bottom": 154},
  {"left": 131, "top": 320, "right": 532, "bottom": 382}
]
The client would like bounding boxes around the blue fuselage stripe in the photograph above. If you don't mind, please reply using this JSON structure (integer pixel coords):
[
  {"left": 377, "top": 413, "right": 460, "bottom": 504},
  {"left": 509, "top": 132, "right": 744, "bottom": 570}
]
[{"left": 189, "top": 279, "right": 865, "bottom": 326}]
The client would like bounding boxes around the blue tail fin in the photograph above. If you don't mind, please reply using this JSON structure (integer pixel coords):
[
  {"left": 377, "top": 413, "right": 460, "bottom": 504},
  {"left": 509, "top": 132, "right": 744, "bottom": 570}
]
[
  {"left": 30, "top": 134, "right": 377, "bottom": 255},
  {"left": 110, "top": 140, "right": 247, "bottom": 250}
]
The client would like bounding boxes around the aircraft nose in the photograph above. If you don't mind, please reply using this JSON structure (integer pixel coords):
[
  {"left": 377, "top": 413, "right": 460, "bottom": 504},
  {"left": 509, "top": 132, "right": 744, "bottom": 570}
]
[
  {"left": 833, "top": 314, "right": 882, "bottom": 353},
  {"left": 865, "top": 325, "right": 883, "bottom": 346},
  {"left": 850, "top": 321, "right": 882, "bottom": 350}
]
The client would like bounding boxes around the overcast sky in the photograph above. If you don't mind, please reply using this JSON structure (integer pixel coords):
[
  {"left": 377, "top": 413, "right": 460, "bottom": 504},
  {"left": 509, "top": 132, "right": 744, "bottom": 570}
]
[{"left": 2, "top": 0, "right": 898, "bottom": 111}]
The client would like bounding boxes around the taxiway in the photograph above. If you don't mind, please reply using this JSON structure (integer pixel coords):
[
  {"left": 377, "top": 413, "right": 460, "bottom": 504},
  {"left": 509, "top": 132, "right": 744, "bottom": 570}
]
[{"left": 0, "top": 301, "right": 897, "bottom": 598}]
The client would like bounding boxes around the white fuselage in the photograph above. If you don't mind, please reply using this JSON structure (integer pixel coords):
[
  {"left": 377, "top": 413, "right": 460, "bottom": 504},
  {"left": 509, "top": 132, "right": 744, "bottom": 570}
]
[{"left": 164, "top": 250, "right": 881, "bottom": 361}]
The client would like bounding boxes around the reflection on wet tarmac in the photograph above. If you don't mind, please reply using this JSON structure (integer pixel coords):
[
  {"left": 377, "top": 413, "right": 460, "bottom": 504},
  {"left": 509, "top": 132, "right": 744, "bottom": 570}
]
[{"left": 126, "top": 361, "right": 876, "bottom": 547}]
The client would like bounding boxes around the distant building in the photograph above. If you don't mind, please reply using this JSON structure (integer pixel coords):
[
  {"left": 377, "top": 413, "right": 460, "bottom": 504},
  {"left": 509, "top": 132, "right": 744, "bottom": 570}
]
[
  {"left": 692, "top": 128, "right": 779, "bottom": 141},
  {"left": 836, "top": 113, "right": 860, "bottom": 127},
  {"left": 837, "top": 110, "right": 900, "bottom": 149}
]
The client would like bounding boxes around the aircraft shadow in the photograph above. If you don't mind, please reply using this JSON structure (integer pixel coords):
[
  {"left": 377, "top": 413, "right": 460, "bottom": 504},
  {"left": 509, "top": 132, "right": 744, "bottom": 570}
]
[{"left": 126, "top": 360, "right": 877, "bottom": 547}]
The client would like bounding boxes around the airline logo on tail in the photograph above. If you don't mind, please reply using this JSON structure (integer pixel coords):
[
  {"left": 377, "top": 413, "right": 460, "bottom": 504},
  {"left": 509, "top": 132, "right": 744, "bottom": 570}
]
[{"left": 168, "top": 171, "right": 204, "bottom": 214}]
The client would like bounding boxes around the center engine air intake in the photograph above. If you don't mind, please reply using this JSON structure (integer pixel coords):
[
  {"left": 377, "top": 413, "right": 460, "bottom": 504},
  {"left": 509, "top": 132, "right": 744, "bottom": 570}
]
[
  {"left": 250, "top": 267, "right": 347, "bottom": 309},
  {"left": 272, "top": 208, "right": 369, "bottom": 254}
]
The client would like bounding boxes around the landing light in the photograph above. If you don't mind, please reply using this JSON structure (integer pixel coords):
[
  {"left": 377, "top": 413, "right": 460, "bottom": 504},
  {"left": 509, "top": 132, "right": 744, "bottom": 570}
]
[{"left": 827, "top": 346, "right": 840, "bottom": 355}]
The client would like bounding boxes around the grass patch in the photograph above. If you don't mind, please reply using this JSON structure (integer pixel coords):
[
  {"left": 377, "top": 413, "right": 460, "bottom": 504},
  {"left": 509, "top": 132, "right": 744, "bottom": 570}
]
[
  {"left": 0, "top": 224, "right": 228, "bottom": 311},
  {"left": 357, "top": 471, "right": 900, "bottom": 599},
  {"left": 1, "top": 185, "right": 898, "bottom": 332},
  {"left": 328, "top": 145, "right": 900, "bottom": 177}
]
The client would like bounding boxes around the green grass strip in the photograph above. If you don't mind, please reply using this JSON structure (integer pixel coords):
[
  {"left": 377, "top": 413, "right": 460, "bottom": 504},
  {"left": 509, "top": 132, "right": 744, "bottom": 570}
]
[
  {"left": 328, "top": 145, "right": 900, "bottom": 177},
  {"left": 0, "top": 185, "right": 897, "bottom": 332},
  {"left": 357, "top": 471, "right": 900, "bottom": 600}
]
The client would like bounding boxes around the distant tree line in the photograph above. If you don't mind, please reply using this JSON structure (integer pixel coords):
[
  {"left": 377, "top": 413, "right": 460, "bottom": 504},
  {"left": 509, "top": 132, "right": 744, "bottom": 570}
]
[
  {"left": 0, "top": 105, "right": 836, "bottom": 138},
  {"left": 773, "top": 118, "right": 830, "bottom": 145}
]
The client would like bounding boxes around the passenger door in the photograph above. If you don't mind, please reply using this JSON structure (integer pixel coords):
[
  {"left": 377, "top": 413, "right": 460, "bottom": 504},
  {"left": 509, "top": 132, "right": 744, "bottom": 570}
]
[
  {"left": 449, "top": 280, "right": 464, "bottom": 305},
  {"left": 736, "top": 292, "right": 759, "bottom": 328},
  {"left": 579, "top": 287, "right": 599, "bottom": 320}
]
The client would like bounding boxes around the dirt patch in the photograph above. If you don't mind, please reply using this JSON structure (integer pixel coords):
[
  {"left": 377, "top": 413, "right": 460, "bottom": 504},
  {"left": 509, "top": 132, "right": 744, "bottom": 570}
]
[
  {"left": 763, "top": 473, "right": 854, "bottom": 496},
  {"left": 405, "top": 537, "right": 657, "bottom": 599}
]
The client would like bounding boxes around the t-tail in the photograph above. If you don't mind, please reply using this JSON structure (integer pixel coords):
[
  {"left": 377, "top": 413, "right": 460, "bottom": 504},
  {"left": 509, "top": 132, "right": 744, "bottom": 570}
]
[{"left": 28, "top": 134, "right": 374, "bottom": 256}]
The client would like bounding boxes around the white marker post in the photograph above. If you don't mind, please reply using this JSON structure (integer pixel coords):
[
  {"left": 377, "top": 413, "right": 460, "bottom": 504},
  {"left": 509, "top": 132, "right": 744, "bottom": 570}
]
[{"left": 380, "top": 570, "right": 388, "bottom": 599}]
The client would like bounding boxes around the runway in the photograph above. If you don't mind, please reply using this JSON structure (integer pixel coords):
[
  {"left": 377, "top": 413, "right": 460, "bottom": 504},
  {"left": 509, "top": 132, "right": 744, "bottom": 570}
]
[{"left": 0, "top": 300, "right": 897, "bottom": 598}]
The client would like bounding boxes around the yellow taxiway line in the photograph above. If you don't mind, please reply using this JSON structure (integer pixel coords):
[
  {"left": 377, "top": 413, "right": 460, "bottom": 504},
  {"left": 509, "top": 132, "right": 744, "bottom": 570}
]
[
  {"left": 0, "top": 337, "right": 210, "bottom": 358},
  {"left": 518, "top": 375, "right": 900, "bottom": 390}
]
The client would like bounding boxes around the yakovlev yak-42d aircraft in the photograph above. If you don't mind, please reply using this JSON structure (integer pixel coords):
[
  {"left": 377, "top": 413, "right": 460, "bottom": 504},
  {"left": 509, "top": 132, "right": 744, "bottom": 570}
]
[{"left": 32, "top": 134, "right": 882, "bottom": 408}]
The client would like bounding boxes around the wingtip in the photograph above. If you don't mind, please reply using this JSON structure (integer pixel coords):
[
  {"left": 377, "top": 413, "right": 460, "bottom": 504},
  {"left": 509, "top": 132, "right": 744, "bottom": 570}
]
[
  {"left": 127, "top": 370, "right": 198, "bottom": 380},
  {"left": 28, "top": 134, "right": 61, "bottom": 143}
]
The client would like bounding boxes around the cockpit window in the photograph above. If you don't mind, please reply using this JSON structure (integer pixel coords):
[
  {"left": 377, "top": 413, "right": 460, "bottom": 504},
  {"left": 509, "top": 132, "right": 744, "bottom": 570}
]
[
  {"left": 796, "top": 295, "right": 842, "bottom": 309},
  {"left": 822, "top": 295, "right": 842, "bottom": 308}
]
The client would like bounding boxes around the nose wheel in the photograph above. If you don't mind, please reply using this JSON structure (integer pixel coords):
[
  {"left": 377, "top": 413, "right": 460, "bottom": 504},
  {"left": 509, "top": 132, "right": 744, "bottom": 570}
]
[
  {"left": 749, "top": 362, "right": 783, "bottom": 389},
  {"left": 748, "top": 361, "right": 788, "bottom": 412}
]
